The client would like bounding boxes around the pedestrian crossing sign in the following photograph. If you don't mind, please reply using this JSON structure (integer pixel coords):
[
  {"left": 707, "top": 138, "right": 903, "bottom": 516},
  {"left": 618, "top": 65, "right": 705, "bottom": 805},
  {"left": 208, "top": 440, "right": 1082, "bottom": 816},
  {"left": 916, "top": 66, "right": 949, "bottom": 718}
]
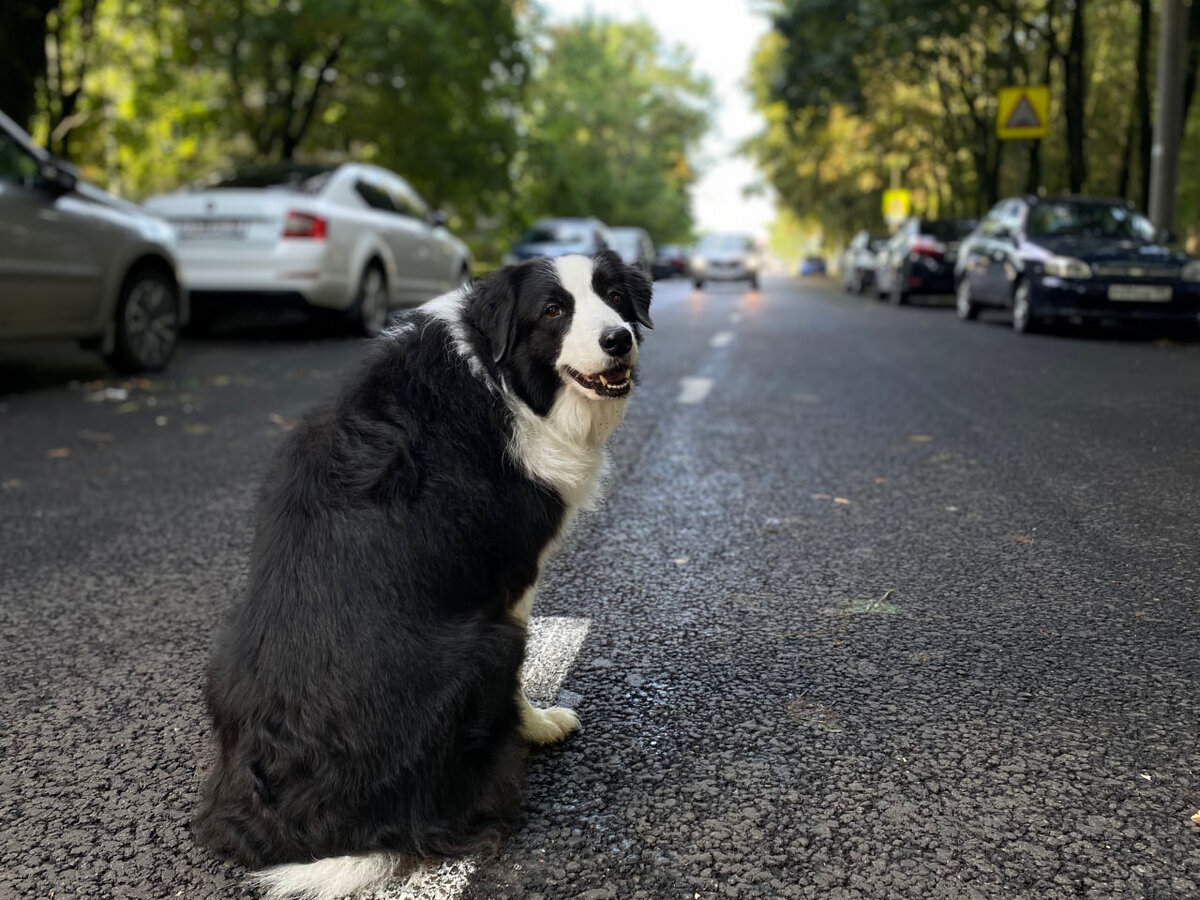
[{"left": 997, "top": 86, "right": 1050, "bottom": 140}]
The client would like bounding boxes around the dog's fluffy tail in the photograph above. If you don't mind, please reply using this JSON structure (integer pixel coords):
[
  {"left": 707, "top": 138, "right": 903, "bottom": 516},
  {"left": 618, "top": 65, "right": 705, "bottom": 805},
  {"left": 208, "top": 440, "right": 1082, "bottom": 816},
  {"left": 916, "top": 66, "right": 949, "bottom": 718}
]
[{"left": 248, "top": 852, "right": 406, "bottom": 900}]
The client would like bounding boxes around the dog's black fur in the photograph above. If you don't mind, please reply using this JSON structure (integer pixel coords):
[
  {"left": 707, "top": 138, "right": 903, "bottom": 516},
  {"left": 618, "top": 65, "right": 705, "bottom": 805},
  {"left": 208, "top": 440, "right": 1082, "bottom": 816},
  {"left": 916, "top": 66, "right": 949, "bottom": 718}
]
[{"left": 195, "top": 252, "right": 651, "bottom": 868}]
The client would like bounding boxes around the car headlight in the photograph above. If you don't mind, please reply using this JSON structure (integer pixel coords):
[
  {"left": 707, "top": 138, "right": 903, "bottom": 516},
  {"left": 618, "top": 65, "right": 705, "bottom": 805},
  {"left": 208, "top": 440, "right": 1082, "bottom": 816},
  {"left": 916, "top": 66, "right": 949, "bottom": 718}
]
[
  {"left": 691, "top": 256, "right": 707, "bottom": 271},
  {"left": 1181, "top": 260, "right": 1200, "bottom": 282},
  {"left": 1043, "top": 256, "right": 1093, "bottom": 279},
  {"left": 745, "top": 254, "right": 762, "bottom": 271}
]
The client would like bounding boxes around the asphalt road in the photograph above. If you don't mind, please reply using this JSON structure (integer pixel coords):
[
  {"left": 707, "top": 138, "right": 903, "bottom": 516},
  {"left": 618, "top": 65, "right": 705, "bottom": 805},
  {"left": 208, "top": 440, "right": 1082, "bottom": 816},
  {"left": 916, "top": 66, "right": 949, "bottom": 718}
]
[{"left": 2, "top": 276, "right": 1199, "bottom": 900}]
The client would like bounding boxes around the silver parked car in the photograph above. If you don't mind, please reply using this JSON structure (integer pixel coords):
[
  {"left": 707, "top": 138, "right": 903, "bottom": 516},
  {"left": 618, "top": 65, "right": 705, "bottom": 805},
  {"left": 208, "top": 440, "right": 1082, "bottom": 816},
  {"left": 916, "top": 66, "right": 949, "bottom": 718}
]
[
  {"left": 144, "top": 163, "right": 473, "bottom": 336},
  {"left": 690, "top": 232, "right": 764, "bottom": 290},
  {"left": 0, "top": 110, "right": 186, "bottom": 373}
]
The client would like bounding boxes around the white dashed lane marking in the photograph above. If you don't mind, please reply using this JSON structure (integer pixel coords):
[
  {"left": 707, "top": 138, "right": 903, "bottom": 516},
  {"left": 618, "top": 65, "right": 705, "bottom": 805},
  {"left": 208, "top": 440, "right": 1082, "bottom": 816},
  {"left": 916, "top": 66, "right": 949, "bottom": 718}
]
[
  {"left": 373, "top": 616, "right": 590, "bottom": 899},
  {"left": 710, "top": 331, "right": 735, "bottom": 348},
  {"left": 677, "top": 377, "right": 714, "bottom": 405}
]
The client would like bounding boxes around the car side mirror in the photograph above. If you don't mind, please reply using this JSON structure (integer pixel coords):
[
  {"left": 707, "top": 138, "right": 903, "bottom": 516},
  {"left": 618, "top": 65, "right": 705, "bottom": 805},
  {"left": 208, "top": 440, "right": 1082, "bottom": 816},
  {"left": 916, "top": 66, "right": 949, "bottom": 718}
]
[
  {"left": 38, "top": 160, "right": 78, "bottom": 197},
  {"left": 429, "top": 209, "right": 448, "bottom": 228},
  {"left": 1159, "top": 228, "right": 1176, "bottom": 245}
]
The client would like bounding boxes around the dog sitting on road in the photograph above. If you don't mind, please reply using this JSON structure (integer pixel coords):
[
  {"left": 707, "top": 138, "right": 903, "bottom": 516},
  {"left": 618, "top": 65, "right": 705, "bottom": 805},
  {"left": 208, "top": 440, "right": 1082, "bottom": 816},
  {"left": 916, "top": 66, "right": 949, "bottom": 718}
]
[{"left": 194, "top": 251, "right": 652, "bottom": 899}]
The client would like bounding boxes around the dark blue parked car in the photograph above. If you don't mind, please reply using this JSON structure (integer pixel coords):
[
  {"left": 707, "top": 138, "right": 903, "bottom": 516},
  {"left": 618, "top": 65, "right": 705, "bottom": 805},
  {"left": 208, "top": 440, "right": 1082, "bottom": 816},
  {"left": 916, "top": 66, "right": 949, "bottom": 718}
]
[
  {"left": 503, "top": 216, "right": 612, "bottom": 264},
  {"left": 955, "top": 196, "right": 1200, "bottom": 333}
]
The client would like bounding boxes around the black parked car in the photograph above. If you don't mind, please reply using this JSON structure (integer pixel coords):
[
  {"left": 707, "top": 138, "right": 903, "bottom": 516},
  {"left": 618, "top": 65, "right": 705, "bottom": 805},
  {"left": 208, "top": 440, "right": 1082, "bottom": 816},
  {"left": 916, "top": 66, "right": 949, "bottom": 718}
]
[
  {"left": 876, "top": 217, "right": 978, "bottom": 304},
  {"left": 954, "top": 196, "right": 1200, "bottom": 333},
  {"left": 652, "top": 243, "right": 690, "bottom": 280},
  {"left": 503, "top": 216, "right": 612, "bottom": 264}
]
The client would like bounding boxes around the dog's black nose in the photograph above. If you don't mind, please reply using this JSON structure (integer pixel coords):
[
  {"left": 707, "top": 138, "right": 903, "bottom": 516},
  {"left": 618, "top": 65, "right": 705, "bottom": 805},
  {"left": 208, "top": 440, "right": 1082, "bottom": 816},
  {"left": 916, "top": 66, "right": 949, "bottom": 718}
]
[{"left": 599, "top": 326, "right": 633, "bottom": 356}]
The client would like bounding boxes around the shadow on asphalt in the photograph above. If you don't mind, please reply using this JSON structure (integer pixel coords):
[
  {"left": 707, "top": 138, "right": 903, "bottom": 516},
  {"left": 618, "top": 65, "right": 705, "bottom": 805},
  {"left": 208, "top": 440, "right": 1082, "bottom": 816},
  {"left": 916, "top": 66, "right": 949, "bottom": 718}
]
[{"left": 0, "top": 310, "right": 357, "bottom": 397}]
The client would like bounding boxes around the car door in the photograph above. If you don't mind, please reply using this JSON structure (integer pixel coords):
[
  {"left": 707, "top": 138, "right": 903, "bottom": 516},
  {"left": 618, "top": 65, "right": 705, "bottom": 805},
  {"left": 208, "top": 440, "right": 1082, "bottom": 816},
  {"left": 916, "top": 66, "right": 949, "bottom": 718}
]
[
  {"left": 0, "top": 131, "right": 105, "bottom": 332},
  {"left": 386, "top": 175, "right": 454, "bottom": 298},
  {"left": 962, "top": 203, "right": 1006, "bottom": 304}
]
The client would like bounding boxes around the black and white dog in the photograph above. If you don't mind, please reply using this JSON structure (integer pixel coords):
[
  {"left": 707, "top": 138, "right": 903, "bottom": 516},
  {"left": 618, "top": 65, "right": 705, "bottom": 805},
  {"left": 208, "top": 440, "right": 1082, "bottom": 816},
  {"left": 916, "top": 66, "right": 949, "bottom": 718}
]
[{"left": 195, "top": 251, "right": 652, "bottom": 899}]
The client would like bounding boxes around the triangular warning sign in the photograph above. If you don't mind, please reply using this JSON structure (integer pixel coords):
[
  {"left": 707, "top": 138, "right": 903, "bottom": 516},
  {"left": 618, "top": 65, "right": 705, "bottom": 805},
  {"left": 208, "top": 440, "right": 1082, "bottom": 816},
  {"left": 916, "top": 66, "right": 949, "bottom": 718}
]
[{"left": 1005, "top": 95, "right": 1042, "bottom": 129}]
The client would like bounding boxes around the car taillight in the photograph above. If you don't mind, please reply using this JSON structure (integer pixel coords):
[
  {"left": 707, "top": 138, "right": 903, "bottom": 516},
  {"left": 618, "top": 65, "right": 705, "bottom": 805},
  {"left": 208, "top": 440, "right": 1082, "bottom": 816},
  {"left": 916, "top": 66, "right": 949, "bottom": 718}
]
[
  {"left": 910, "top": 239, "right": 944, "bottom": 257},
  {"left": 282, "top": 211, "right": 327, "bottom": 239}
]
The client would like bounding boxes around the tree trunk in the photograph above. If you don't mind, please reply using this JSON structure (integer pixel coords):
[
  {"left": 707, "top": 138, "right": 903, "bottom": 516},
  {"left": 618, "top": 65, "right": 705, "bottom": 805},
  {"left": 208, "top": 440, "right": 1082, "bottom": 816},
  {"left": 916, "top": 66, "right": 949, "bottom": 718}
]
[
  {"left": 0, "top": 0, "right": 55, "bottom": 133},
  {"left": 1064, "top": 0, "right": 1087, "bottom": 193},
  {"left": 1135, "top": 0, "right": 1153, "bottom": 208}
]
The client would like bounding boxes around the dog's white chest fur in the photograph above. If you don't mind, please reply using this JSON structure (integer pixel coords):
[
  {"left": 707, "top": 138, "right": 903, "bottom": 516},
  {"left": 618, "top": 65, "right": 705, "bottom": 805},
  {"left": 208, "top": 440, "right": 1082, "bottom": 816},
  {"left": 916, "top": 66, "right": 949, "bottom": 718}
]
[{"left": 507, "top": 387, "right": 626, "bottom": 513}]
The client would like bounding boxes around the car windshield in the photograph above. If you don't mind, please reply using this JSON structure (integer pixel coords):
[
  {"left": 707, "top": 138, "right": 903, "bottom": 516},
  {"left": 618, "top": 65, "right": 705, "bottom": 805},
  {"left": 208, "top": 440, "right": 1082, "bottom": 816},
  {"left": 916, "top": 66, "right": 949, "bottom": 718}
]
[
  {"left": 697, "top": 233, "right": 754, "bottom": 253},
  {"left": 921, "top": 219, "right": 977, "bottom": 241},
  {"left": 1027, "top": 202, "right": 1157, "bottom": 241},
  {"left": 522, "top": 222, "right": 591, "bottom": 244},
  {"left": 210, "top": 165, "right": 333, "bottom": 193},
  {"left": 608, "top": 231, "right": 642, "bottom": 256}
]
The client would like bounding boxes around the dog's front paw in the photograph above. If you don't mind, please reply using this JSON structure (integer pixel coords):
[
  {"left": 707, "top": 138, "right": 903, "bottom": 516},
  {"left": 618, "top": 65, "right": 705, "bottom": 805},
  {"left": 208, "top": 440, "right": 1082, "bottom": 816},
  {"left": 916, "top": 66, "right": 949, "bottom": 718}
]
[{"left": 520, "top": 704, "right": 580, "bottom": 745}]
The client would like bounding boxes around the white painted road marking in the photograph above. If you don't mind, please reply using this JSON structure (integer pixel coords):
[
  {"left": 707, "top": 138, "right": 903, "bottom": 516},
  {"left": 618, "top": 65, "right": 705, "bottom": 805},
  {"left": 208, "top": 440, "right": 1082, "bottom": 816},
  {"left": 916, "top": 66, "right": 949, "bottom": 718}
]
[
  {"left": 374, "top": 615, "right": 591, "bottom": 899},
  {"left": 677, "top": 377, "right": 714, "bottom": 405},
  {"left": 710, "top": 331, "right": 735, "bottom": 348}
]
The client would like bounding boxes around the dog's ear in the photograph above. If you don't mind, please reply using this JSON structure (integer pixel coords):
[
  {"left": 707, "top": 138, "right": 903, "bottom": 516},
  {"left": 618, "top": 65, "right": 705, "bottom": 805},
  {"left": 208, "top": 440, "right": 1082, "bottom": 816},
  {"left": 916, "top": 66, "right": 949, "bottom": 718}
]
[
  {"left": 468, "top": 266, "right": 521, "bottom": 364},
  {"left": 624, "top": 261, "right": 654, "bottom": 330}
]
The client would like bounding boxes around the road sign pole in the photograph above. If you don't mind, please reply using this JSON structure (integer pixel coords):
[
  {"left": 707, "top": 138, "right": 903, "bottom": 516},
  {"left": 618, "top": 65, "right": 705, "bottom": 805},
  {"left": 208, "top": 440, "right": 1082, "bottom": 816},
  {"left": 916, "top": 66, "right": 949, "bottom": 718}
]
[{"left": 1148, "top": 0, "right": 1188, "bottom": 232}]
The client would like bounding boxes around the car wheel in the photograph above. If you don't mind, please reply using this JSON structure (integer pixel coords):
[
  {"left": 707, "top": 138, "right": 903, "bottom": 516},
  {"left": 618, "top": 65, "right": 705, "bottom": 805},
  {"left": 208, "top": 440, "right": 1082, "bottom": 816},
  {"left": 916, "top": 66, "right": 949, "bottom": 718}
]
[
  {"left": 694, "top": 279, "right": 705, "bottom": 289},
  {"left": 351, "top": 263, "right": 390, "bottom": 337},
  {"left": 955, "top": 278, "right": 979, "bottom": 321},
  {"left": 1011, "top": 280, "right": 1039, "bottom": 334},
  {"left": 104, "top": 266, "right": 180, "bottom": 374}
]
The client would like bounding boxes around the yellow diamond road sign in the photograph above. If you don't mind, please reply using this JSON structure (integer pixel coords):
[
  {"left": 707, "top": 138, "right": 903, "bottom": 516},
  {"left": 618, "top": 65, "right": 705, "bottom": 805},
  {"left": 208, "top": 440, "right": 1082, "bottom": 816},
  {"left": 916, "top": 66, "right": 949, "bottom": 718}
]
[
  {"left": 882, "top": 188, "right": 911, "bottom": 223},
  {"left": 997, "top": 86, "right": 1049, "bottom": 140}
]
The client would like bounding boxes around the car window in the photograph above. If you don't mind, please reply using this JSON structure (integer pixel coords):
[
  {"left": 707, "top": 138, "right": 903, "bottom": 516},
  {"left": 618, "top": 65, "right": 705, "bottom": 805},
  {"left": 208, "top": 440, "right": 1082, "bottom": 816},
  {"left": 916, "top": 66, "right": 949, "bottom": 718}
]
[
  {"left": 522, "top": 222, "right": 591, "bottom": 244},
  {"left": 0, "top": 129, "right": 39, "bottom": 184},
  {"left": 1027, "top": 201, "right": 1157, "bottom": 241},
  {"left": 211, "top": 165, "right": 333, "bottom": 193},
  {"left": 697, "top": 233, "right": 753, "bottom": 253},
  {"left": 387, "top": 176, "right": 430, "bottom": 221},
  {"left": 609, "top": 230, "right": 643, "bottom": 257},
  {"left": 355, "top": 179, "right": 397, "bottom": 212}
]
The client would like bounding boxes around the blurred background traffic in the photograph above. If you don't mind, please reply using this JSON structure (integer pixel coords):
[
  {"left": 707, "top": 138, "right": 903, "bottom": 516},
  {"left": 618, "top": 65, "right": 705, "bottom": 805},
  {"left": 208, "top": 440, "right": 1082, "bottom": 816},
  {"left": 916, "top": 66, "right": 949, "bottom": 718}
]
[{"left": 2, "top": 0, "right": 1199, "bottom": 374}]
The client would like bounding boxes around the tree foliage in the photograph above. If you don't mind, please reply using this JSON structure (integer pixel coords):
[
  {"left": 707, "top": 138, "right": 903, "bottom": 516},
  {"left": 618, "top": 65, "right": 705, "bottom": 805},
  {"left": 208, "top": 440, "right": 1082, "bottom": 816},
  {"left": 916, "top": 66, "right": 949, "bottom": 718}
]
[
  {"left": 0, "top": 1, "right": 713, "bottom": 256},
  {"left": 516, "top": 17, "right": 714, "bottom": 242},
  {"left": 749, "top": 0, "right": 1200, "bottom": 247}
]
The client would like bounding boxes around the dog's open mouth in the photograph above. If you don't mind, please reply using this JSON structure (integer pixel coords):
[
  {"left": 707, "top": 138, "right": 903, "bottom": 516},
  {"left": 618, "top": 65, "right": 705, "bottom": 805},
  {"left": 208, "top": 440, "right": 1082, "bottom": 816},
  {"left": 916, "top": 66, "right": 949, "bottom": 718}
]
[{"left": 567, "top": 366, "right": 633, "bottom": 398}]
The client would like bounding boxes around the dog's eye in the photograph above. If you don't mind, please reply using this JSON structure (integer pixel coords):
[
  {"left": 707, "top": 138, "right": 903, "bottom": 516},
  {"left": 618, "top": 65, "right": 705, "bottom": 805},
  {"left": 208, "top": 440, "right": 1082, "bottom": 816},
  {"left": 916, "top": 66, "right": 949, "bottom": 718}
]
[
  {"left": 544, "top": 303, "right": 563, "bottom": 319},
  {"left": 606, "top": 290, "right": 622, "bottom": 303}
]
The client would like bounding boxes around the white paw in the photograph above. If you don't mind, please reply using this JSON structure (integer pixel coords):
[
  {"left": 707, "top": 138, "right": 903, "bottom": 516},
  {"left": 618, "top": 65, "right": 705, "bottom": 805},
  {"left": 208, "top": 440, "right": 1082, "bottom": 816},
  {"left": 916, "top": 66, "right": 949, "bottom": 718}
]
[{"left": 520, "top": 704, "right": 581, "bottom": 745}]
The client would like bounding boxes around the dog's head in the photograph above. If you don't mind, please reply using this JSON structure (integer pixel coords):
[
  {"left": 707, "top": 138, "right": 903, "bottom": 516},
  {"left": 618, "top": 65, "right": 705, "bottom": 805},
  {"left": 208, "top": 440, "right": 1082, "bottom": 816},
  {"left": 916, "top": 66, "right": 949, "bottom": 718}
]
[{"left": 466, "top": 251, "right": 653, "bottom": 416}]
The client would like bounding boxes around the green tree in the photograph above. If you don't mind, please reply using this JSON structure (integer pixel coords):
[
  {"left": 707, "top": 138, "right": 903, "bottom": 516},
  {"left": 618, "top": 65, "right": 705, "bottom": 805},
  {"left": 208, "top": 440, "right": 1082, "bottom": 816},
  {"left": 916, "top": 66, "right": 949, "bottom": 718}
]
[{"left": 517, "top": 16, "right": 714, "bottom": 243}]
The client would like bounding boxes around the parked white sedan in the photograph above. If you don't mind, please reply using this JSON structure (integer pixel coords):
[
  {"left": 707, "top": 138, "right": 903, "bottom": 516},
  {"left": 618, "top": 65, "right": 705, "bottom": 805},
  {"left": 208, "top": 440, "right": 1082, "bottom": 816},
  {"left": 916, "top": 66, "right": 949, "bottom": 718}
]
[{"left": 145, "top": 164, "right": 473, "bottom": 335}]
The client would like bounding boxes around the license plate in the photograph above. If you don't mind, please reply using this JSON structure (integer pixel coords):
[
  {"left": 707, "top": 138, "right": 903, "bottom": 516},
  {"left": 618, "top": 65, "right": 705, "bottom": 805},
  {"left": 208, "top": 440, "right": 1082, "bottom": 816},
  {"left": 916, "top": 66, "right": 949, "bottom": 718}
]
[
  {"left": 175, "top": 219, "right": 247, "bottom": 240},
  {"left": 1108, "top": 284, "right": 1172, "bottom": 302}
]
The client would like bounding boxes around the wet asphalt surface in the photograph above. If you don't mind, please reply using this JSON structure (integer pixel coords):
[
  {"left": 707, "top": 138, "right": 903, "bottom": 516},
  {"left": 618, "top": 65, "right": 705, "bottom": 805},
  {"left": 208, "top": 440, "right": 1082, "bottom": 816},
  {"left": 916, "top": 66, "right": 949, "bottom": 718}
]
[{"left": 2, "top": 276, "right": 1199, "bottom": 899}]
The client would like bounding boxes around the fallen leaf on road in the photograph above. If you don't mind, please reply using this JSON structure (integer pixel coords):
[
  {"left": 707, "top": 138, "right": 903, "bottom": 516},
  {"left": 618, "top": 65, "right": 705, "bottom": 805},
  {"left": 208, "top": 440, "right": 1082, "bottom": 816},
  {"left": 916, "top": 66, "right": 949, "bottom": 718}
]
[
  {"left": 873, "top": 477, "right": 888, "bottom": 484},
  {"left": 1192, "top": 810, "right": 1200, "bottom": 824},
  {"left": 115, "top": 401, "right": 141, "bottom": 414},
  {"left": 833, "top": 497, "right": 851, "bottom": 505},
  {"left": 2, "top": 479, "right": 22, "bottom": 490},
  {"left": 85, "top": 387, "right": 129, "bottom": 403},
  {"left": 183, "top": 423, "right": 211, "bottom": 435},
  {"left": 672, "top": 557, "right": 689, "bottom": 565},
  {"left": 908, "top": 435, "right": 934, "bottom": 443},
  {"left": 1009, "top": 535, "right": 1035, "bottom": 544},
  {"left": 78, "top": 430, "right": 114, "bottom": 442},
  {"left": 269, "top": 413, "right": 299, "bottom": 430},
  {"left": 811, "top": 493, "right": 832, "bottom": 500},
  {"left": 46, "top": 447, "right": 71, "bottom": 459}
]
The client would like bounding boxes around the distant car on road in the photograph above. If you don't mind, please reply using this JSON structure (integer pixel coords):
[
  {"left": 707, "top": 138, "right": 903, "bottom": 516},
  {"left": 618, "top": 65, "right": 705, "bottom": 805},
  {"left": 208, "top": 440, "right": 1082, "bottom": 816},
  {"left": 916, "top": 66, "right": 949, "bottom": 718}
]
[
  {"left": 875, "top": 217, "right": 977, "bottom": 304},
  {"left": 145, "top": 163, "right": 472, "bottom": 336},
  {"left": 0, "top": 109, "right": 186, "bottom": 373},
  {"left": 503, "top": 217, "right": 613, "bottom": 264},
  {"left": 652, "top": 243, "right": 690, "bottom": 280},
  {"left": 839, "top": 230, "right": 888, "bottom": 293},
  {"left": 955, "top": 195, "right": 1200, "bottom": 333},
  {"left": 609, "top": 226, "right": 655, "bottom": 278},
  {"left": 691, "top": 232, "right": 763, "bottom": 290},
  {"left": 799, "top": 256, "right": 827, "bottom": 277}
]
